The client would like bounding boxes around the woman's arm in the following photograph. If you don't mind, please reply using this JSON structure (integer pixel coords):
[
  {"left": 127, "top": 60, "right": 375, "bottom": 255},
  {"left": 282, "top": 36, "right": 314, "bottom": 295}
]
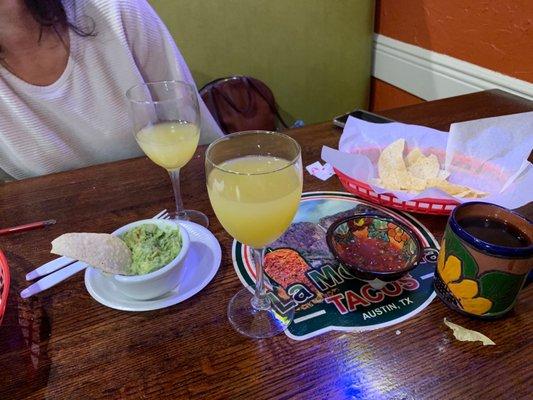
[{"left": 118, "top": 0, "right": 223, "bottom": 144}]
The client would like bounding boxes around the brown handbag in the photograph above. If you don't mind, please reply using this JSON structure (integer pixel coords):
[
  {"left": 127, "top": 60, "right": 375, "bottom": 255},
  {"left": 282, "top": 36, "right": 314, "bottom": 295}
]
[{"left": 200, "top": 76, "right": 288, "bottom": 134}]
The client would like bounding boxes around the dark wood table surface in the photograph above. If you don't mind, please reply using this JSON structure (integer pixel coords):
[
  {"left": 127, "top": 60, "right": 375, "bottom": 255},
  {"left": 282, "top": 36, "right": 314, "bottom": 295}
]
[{"left": 1, "top": 89, "right": 532, "bottom": 400}]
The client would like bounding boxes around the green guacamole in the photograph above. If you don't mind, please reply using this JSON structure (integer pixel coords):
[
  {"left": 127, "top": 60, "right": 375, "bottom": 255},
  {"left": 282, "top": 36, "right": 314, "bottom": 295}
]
[{"left": 121, "top": 224, "right": 182, "bottom": 275}]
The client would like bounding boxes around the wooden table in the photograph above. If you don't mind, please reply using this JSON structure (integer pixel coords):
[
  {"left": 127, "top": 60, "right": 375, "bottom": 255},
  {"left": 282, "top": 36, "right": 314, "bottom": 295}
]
[{"left": 1, "top": 89, "right": 531, "bottom": 399}]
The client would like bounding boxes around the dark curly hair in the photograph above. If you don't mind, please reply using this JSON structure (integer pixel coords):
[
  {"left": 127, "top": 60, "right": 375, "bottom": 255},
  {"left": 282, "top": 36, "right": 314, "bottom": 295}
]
[{"left": 24, "top": 0, "right": 95, "bottom": 39}]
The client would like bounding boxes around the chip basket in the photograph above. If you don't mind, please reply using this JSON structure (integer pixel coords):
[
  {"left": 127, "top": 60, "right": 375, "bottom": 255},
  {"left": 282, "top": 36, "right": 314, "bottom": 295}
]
[
  {"left": 334, "top": 168, "right": 459, "bottom": 215},
  {"left": 0, "top": 250, "right": 9, "bottom": 325}
]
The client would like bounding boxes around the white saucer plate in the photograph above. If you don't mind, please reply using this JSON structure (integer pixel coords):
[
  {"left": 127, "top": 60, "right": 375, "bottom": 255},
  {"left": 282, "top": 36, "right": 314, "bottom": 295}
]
[{"left": 84, "top": 221, "right": 222, "bottom": 312}]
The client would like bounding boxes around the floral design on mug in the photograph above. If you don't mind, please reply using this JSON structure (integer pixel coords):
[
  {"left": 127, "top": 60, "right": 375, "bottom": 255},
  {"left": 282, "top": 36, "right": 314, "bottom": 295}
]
[{"left": 437, "top": 241, "right": 492, "bottom": 315}]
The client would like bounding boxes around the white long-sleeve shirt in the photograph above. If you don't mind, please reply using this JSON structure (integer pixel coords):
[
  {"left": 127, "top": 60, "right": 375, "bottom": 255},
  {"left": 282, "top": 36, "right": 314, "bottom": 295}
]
[{"left": 0, "top": 0, "right": 222, "bottom": 180}]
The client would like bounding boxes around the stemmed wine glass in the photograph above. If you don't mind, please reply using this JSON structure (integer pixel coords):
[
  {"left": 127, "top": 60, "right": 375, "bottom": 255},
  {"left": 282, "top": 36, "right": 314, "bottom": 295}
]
[
  {"left": 126, "top": 80, "right": 208, "bottom": 227},
  {"left": 205, "top": 131, "right": 303, "bottom": 338}
]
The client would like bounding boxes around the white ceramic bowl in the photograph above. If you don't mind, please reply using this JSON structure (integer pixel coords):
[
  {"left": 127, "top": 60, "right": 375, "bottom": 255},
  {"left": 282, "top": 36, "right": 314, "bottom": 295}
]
[{"left": 110, "top": 219, "right": 190, "bottom": 300}]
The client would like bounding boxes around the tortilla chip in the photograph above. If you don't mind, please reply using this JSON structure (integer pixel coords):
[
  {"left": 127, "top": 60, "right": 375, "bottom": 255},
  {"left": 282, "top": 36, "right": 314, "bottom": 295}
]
[
  {"left": 443, "top": 318, "right": 495, "bottom": 346},
  {"left": 405, "top": 148, "right": 424, "bottom": 167},
  {"left": 408, "top": 176, "right": 427, "bottom": 191},
  {"left": 51, "top": 233, "right": 132, "bottom": 274},
  {"left": 427, "top": 178, "right": 470, "bottom": 196},
  {"left": 469, "top": 188, "right": 488, "bottom": 198},
  {"left": 378, "top": 139, "right": 411, "bottom": 190},
  {"left": 455, "top": 189, "right": 473, "bottom": 198},
  {"left": 408, "top": 154, "right": 440, "bottom": 180}
]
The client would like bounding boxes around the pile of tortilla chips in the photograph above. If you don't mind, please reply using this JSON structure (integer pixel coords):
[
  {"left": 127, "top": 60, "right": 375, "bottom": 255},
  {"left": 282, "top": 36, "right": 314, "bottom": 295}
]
[{"left": 375, "top": 139, "right": 486, "bottom": 198}]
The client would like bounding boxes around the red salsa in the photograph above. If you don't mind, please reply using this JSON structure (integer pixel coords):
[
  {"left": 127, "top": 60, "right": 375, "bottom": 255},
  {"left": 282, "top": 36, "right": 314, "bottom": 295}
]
[{"left": 334, "top": 236, "right": 406, "bottom": 272}]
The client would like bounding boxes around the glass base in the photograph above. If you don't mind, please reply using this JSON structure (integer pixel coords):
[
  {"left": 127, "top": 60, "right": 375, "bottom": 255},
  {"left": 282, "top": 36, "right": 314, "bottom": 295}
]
[
  {"left": 228, "top": 287, "right": 295, "bottom": 339},
  {"left": 167, "top": 210, "right": 209, "bottom": 228}
]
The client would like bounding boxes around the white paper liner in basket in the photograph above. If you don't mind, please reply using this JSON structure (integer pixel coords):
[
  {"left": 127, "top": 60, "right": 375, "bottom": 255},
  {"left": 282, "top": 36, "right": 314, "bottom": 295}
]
[{"left": 322, "top": 113, "right": 533, "bottom": 210}]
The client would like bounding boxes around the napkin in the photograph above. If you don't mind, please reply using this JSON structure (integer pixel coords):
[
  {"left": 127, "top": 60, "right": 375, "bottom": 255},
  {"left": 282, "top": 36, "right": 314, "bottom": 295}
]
[
  {"left": 305, "top": 161, "right": 334, "bottom": 181},
  {"left": 322, "top": 112, "right": 533, "bottom": 209},
  {"left": 446, "top": 112, "right": 533, "bottom": 193}
]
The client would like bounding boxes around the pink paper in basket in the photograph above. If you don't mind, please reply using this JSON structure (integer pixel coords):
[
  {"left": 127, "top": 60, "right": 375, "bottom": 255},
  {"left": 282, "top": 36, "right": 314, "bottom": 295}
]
[{"left": 322, "top": 114, "right": 533, "bottom": 209}]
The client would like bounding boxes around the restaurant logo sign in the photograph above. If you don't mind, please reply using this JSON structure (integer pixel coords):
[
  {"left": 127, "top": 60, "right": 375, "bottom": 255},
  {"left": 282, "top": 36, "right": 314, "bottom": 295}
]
[{"left": 233, "top": 192, "right": 438, "bottom": 340}]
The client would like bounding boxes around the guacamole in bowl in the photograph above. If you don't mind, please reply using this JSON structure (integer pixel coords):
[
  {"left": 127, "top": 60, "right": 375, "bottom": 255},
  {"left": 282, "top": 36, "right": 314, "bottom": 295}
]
[
  {"left": 111, "top": 219, "right": 190, "bottom": 300},
  {"left": 122, "top": 224, "right": 182, "bottom": 275}
]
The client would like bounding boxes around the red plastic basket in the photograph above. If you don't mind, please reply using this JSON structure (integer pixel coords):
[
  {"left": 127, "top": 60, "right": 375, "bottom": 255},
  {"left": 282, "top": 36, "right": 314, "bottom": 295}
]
[
  {"left": 334, "top": 168, "right": 459, "bottom": 215},
  {"left": 0, "top": 250, "right": 9, "bottom": 325}
]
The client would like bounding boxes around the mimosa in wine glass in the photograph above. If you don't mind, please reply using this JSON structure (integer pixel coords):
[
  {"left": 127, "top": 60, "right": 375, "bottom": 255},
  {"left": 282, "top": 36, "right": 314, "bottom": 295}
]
[
  {"left": 205, "top": 131, "right": 303, "bottom": 338},
  {"left": 126, "top": 81, "right": 208, "bottom": 227}
]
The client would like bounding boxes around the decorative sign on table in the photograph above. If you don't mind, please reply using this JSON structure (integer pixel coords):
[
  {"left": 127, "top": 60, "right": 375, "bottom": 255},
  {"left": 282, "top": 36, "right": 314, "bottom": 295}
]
[{"left": 233, "top": 192, "right": 439, "bottom": 340}]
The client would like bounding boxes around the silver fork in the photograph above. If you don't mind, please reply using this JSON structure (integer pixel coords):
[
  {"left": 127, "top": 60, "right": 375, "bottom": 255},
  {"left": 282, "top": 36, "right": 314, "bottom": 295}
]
[{"left": 20, "top": 209, "right": 170, "bottom": 299}]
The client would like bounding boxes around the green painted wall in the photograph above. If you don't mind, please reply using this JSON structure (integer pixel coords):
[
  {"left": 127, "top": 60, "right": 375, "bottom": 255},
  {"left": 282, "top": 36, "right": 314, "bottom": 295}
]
[{"left": 150, "top": 1, "right": 374, "bottom": 124}]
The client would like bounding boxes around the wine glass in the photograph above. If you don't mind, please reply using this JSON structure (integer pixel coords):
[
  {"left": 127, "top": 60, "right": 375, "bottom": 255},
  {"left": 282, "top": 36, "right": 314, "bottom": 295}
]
[
  {"left": 126, "top": 80, "right": 208, "bottom": 227},
  {"left": 205, "top": 131, "right": 303, "bottom": 338}
]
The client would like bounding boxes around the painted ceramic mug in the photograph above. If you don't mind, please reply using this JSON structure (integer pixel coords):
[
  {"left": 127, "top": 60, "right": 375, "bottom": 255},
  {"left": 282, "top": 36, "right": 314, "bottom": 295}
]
[{"left": 434, "top": 202, "right": 532, "bottom": 318}]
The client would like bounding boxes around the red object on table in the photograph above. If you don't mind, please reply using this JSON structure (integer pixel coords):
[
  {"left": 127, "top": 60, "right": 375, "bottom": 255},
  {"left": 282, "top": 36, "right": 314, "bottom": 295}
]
[
  {"left": 0, "top": 250, "right": 9, "bottom": 325},
  {"left": 0, "top": 219, "right": 56, "bottom": 236},
  {"left": 334, "top": 168, "right": 459, "bottom": 215}
]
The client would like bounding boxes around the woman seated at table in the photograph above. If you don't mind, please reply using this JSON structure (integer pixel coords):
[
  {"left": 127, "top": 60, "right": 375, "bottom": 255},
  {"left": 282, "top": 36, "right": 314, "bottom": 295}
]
[{"left": 0, "top": 0, "right": 222, "bottom": 181}]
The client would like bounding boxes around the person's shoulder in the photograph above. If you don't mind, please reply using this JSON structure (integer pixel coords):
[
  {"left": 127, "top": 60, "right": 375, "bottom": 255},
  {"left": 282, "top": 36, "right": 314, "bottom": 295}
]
[
  {"left": 68, "top": 0, "right": 160, "bottom": 36},
  {"left": 87, "top": 0, "right": 152, "bottom": 17},
  {"left": 70, "top": 0, "right": 150, "bottom": 22}
]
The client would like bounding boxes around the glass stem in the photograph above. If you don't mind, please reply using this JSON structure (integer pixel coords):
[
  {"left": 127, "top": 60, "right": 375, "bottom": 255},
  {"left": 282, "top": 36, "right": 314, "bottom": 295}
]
[
  {"left": 251, "top": 247, "right": 271, "bottom": 310},
  {"left": 168, "top": 169, "right": 187, "bottom": 219}
]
